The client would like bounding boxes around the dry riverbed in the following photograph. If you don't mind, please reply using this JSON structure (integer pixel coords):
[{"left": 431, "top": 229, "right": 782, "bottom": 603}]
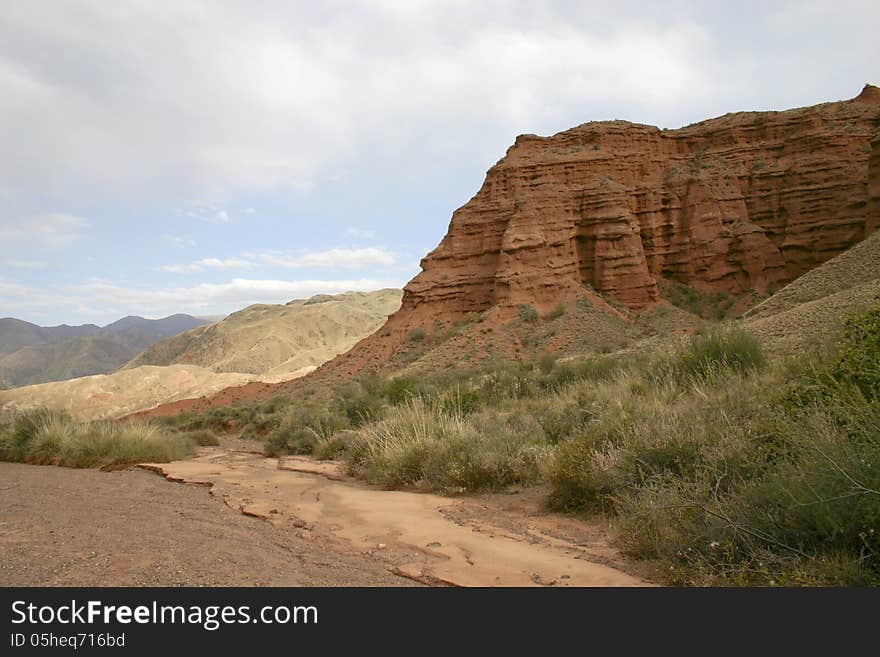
[{"left": 1, "top": 446, "right": 651, "bottom": 587}]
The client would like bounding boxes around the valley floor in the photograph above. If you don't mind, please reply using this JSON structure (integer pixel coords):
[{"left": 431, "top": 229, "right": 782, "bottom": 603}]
[{"left": 0, "top": 445, "right": 649, "bottom": 587}]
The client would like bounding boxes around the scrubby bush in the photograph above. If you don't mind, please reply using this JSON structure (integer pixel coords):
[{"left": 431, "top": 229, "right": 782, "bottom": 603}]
[
  {"left": 264, "top": 405, "right": 347, "bottom": 456},
  {"left": 832, "top": 307, "right": 880, "bottom": 399},
  {"left": 546, "top": 304, "right": 566, "bottom": 321},
  {"left": 338, "top": 389, "right": 384, "bottom": 427},
  {"left": 183, "top": 429, "right": 220, "bottom": 446},
  {"left": 407, "top": 327, "right": 426, "bottom": 343},
  {"left": 0, "top": 410, "right": 193, "bottom": 468},
  {"left": 438, "top": 387, "right": 482, "bottom": 416},
  {"left": 674, "top": 326, "right": 765, "bottom": 379},
  {"left": 344, "top": 400, "right": 549, "bottom": 493},
  {"left": 382, "top": 377, "right": 421, "bottom": 405},
  {"left": 518, "top": 304, "right": 539, "bottom": 323}
]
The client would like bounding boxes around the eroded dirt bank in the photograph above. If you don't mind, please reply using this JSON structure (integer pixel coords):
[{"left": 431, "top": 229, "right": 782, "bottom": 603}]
[{"left": 142, "top": 447, "right": 650, "bottom": 587}]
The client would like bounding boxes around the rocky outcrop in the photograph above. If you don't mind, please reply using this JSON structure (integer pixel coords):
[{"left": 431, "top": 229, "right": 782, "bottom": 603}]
[{"left": 323, "top": 85, "right": 880, "bottom": 373}]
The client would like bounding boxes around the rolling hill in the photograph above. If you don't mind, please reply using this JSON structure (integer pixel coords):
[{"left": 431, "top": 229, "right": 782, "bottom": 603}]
[{"left": 124, "top": 289, "right": 403, "bottom": 378}]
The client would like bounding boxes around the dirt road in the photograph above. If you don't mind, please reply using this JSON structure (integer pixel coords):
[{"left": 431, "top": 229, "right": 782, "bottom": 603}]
[{"left": 1, "top": 447, "right": 650, "bottom": 586}]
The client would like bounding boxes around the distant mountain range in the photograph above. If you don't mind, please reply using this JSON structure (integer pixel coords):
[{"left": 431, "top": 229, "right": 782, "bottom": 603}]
[
  {"left": 0, "top": 290, "right": 402, "bottom": 419},
  {"left": 0, "top": 314, "right": 210, "bottom": 387}
]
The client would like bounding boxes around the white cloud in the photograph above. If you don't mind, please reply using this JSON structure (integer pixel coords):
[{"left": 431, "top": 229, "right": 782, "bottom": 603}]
[
  {"left": 0, "top": 274, "right": 403, "bottom": 324},
  {"left": 0, "top": 3, "right": 733, "bottom": 203},
  {"left": 159, "top": 247, "right": 397, "bottom": 274},
  {"left": 345, "top": 227, "right": 376, "bottom": 239},
  {"left": 258, "top": 247, "right": 396, "bottom": 269},
  {"left": 160, "top": 257, "right": 254, "bottom": 273},
  {"left": 161, "top": 234, "right": 197, "bottom": 249},
  {"left": 0, "top": 212, "right": 89, "bottom": 256},
  {"left": 73, "top": 277, "right": 401, "bottom": 315},
  {"left": 0, "top": 278, "right": 36, "bottom": 298},
  {"left": 2, "top": 259, "right": 51, "bottom": 269}
]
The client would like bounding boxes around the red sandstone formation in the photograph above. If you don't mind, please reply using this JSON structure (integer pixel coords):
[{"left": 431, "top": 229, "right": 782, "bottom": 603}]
[
  {"left": 323, "top": 85, "right": 880, "bottom": 374},
  {"left": 869, "top": 134, "right": 880, "bottom": 234},
  {"left": 135, "top": 86, "right": 880, "bottom": 416}
]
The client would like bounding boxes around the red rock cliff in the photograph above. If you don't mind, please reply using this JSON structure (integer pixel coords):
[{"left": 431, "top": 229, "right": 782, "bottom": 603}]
[
  {"left": 321, "top": 86, "right": 880, "bottom": 376},
  {"left": 869, "top": 133, "right": 880, "bottom": 234}
]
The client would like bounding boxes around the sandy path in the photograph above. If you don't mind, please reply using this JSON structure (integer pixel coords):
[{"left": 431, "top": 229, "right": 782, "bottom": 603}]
[{"left": 143, "top": 447, "right": 649, "bottom": 587}]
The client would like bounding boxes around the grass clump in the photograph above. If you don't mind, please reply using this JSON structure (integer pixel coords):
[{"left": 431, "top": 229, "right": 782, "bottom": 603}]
[
  {"left": 344, "top": 399, "right": 548, "bottom": 494},
  {"left": 0, "top": 410, "right": 194, "bottom": 468},
  {"left": 673, "top": 325, "right": 766, "bottom": 379}
]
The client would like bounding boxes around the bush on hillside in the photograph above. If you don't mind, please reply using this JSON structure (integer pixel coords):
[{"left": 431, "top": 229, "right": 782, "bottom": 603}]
[{"left": 674, "top": 326, "right": 766, "bottom": 379}]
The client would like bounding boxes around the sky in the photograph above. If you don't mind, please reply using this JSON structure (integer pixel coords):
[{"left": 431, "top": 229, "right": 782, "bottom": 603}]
[{"left": 0, "top": 1, "right": 878, "bottom": 326}]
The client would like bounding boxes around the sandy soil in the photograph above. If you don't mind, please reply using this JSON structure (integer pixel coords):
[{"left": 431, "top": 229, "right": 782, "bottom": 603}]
[
  {"left": 1, "top": 447, "right": 650, "bottom": 587},
  {"left": 0, "top": 461, "right": 414, "bottom": 586},
  {"left": 143, "top": 447, "right": 650, "bottom": 587}
]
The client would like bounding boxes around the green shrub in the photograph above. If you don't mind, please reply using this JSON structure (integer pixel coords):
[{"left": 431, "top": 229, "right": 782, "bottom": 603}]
[
  {"left": 382, "top": 377, "right": 421, "bottom": 405},
  {"left": 546, "top": 304, "right": 566, "bottom": 321},
  {"left": 338, "top": 391, "right": 384, "bottom": 427},
  {"left": 833, "top": 307, "right": 880, "bottom": 399},
  {"left": 312, "top": 431, "right": 354, "bottom": 461},
  {"left": 538, "top": 353, "right": 557, "bottom": 374},
  {"left": 530, "top": 395, "right": 594, "bottom": 445},
  {"left": 518, "top": 304, "right": 539, "bottom": 323},
  {"left": 264, "top": 406, "right": 347, "bottom": 457},
  {"left": 407, "top": 327, "right": 426, "bottom": 343},
  {"left": 675, "top": 326, "right": 765, "bottom": 379},
  {"left": 183, "top": 429, "right": 220, "bottom": 446},
  {"left": 438, "top": 387, "right": 482, "bottom": 416},
  {"left": 548, "top": 434, "right": 617, "bottom": 512},
  {"left": 661, "top": 281, "right": 736, "bottom": 320}
]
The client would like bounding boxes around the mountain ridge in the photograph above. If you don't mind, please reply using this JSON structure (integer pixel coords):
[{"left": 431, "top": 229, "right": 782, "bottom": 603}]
[{"left": 0, "top": 314, "right": 209, "bottom": 387}]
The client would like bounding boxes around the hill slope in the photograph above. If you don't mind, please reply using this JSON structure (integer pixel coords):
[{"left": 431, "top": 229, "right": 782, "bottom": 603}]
[
  {"left": 0, "top": 365, "right": 258, "bottom": 420},
  {"left": 0, "top": 318, "right": 100, "bottom": 355},
  {"left": 125, "top": 289, "right": 403, "bottom": 378},
  {"left": 743, "top": 230, "right": 880, "bottom": 354}
]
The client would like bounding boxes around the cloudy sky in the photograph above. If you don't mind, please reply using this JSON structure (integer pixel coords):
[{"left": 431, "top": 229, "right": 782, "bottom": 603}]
[{"left": 1, "top": 1, "right": 877, "bottom": 325}]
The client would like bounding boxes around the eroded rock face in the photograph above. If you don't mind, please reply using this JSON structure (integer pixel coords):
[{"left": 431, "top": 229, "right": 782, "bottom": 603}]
[
  {"left": 417, "top": 85, "right": 878, "bottom": 312},
  {"left": 340, "top": 87, "right": 873, "bottom": 360},
  {"left": 869, "top": 134, "right": 880, "bottom": 235}
]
